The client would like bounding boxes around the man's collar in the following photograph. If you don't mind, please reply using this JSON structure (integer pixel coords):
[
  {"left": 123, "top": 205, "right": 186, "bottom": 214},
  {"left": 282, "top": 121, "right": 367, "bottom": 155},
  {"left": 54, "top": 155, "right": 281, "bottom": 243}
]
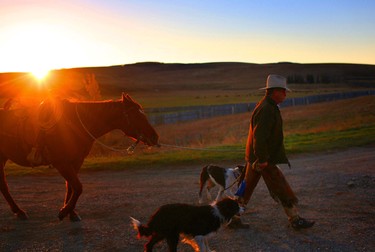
[{"left": 265, "top": 95, "right": 278, "bottom": 106}]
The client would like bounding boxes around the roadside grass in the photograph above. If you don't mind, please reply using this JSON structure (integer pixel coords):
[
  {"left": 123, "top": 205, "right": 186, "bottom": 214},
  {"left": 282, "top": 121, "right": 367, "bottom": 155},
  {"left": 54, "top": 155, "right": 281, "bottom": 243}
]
[
  {"left": 285, "top": 125, "right": 375, "bottom": 153},
  {"left": 81, "top": 124, "right": 375, "bottom": 171},
  {"left": 4, "top": 96, "right": 375, "bottom": 175},
  {"left": 82, "top": 145, "right": 245, "bottom": 171}
]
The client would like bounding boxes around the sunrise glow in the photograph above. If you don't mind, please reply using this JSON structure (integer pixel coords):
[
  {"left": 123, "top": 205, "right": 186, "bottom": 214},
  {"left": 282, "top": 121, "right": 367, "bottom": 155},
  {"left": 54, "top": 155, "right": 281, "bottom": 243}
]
[
  {"left": 0, "top": 0, "right": 374, "bottom": 73},
  {"left": 0, "top": 11, "right": 98, "bottom": 73}
]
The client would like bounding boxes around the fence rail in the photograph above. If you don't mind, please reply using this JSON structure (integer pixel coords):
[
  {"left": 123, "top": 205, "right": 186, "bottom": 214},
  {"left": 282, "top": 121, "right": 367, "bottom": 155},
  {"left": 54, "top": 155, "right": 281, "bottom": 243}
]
[{"left": 145, "top": 90, "right": 375, "bottom": 125}]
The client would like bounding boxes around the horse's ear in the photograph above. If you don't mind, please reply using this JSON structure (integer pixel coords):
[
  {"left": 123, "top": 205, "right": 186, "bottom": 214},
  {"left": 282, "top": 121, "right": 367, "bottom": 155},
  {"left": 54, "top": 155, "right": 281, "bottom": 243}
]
[
  {"left": 122, "top": 93, "right": 131, "bottom": 103},
  {"left": 122, "top": 93, "right": 136, "bottom": 105}
]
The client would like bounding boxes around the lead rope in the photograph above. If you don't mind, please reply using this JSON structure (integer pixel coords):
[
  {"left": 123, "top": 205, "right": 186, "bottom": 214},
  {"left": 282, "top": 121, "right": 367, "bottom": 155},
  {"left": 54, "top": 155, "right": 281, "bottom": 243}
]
[
  {"left": 223, "top": 170, "right": 244, "bottom": 191},
  {"left": 159, "top": 143, "right": 244, "bottom": 153}
]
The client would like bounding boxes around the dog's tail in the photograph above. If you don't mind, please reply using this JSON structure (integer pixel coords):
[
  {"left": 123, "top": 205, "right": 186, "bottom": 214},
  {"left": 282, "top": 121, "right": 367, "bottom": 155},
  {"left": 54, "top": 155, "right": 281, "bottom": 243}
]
[
  {"left": 130, "top": 217, "right": 153, "bottom": 238},
  {"left": 199, "top": 165, "right": 210, "bottom": 203}
]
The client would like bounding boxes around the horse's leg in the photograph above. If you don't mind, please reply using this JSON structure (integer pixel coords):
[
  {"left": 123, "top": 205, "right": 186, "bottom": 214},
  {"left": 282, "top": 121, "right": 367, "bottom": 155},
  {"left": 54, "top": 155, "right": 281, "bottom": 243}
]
[
  {"left": 63, "top": 181, "right": 81, "bottom": 222},
  {"left": 0, "top": 159, "right": 28, "bottom": 220},
  {"left": 56, "top": 164, "right": 83, "bottom": 221}
]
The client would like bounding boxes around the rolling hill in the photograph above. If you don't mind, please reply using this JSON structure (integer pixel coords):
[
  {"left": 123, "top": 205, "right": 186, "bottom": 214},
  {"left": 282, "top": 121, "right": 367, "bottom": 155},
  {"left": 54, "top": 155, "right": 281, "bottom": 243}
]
[{"left": 1, "top": 62, "right": 375, "bottom": 99}]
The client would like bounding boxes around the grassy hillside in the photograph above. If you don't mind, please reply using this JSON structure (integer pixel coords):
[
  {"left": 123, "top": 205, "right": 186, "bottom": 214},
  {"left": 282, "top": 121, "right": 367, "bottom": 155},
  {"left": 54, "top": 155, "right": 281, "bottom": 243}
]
[
  {"left": 1, "top": 62, "right": 374, "bottom": 107},
  {"left": 74, "top": 62, "right": 375, "bottom": 92}
]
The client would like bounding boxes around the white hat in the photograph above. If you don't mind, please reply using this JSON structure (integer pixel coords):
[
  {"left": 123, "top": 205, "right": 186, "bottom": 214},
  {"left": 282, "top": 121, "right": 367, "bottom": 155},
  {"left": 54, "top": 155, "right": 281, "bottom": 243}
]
[{"left": 260, "top": 74, "right": 291, "bottom": 91}]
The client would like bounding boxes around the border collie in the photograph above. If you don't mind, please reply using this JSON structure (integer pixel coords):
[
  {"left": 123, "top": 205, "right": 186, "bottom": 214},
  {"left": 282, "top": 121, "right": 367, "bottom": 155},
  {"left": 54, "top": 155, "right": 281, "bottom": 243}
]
[
  {"left": 199, "top": 164, "right": 245, "bottom": 204},
  {"left": 130, "top": 198, "right": 242, "bottom": 252}
]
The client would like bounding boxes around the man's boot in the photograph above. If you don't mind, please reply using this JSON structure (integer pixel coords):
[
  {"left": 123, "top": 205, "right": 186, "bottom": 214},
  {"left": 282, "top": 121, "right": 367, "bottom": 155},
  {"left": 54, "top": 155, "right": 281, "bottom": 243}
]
[{"left": 290, "top": 216, "right": 315, "bottom": 230}]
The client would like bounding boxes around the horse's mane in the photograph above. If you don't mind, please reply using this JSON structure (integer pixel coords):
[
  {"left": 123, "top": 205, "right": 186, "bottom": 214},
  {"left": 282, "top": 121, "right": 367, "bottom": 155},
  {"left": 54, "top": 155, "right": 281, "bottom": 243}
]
[
  {"left": 68, "top": 99, "right": 116, "bottom": 104},
  {"left": 66, "top": 99, "right": 122, "bottom": 114},
  {"left": 70, "top": 98, "right": 143, "bottom": 110}
]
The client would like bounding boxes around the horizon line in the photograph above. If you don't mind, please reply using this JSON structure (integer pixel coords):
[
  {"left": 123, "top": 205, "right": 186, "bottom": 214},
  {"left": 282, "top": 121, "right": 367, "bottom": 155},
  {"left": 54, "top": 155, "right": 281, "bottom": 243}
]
[{"left": 1, "top": 61, "right": 375, "bottom": 74}]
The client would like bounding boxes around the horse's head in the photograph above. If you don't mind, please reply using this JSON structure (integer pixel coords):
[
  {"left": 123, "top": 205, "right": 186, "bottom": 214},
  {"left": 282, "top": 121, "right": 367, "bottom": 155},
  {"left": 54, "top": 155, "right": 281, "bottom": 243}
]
[{"left": 119, "top": 93, "right": 159, "bottom": 147}]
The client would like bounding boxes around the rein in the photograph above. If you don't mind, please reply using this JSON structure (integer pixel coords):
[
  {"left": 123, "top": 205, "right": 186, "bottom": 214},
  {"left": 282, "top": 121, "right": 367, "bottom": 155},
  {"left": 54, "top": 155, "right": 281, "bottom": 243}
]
[{"left": 75, "top": 104, "right": 139, "bottom": 154}]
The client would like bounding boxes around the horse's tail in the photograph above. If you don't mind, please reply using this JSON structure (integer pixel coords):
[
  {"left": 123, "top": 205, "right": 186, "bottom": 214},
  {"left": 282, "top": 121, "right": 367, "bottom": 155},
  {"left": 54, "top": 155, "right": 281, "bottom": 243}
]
[
  {"left": 130, "top": 217, "right": 153, "bottom": 238},
  {"left": 199, "top": 165, "right": 210, "bottom": 202}
]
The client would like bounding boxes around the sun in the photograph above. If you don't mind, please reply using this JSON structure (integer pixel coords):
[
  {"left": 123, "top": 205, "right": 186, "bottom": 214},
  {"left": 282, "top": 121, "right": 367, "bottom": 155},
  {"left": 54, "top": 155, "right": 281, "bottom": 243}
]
[
  {"left": 3, "top": 21, "right": 87, "bottom": 74},
  {"left": 30, "top": 68, "right": 51, "bottom": 82}
]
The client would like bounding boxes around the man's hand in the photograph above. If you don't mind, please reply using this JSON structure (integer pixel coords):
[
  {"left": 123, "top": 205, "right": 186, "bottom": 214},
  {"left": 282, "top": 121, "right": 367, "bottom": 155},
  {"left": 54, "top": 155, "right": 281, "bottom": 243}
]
[
  {"left": 257, "top": 162, "right": 268, "bottom": 171},
  {"left": 253, "top": 161, "right": 268, "bottom": 172}
]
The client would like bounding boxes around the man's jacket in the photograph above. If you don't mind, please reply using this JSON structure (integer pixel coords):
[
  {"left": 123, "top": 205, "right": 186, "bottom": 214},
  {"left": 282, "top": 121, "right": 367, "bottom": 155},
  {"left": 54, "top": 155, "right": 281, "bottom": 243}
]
[{"left": 245, "top": 95, "right": 289, "bottom": 165}]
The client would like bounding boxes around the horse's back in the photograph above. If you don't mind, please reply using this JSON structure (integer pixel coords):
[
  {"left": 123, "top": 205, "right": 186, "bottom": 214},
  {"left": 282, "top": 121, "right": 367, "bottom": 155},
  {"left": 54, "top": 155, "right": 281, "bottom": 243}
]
[{"left": 0, "top": 108, "right": 38, "bottom": 160}]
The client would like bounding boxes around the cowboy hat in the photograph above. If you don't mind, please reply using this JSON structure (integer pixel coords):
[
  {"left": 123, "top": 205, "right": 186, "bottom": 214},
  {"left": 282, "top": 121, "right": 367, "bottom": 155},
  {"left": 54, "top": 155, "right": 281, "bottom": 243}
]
[{"left": 260, "top": 74, "right": 291, "bottom": 91}]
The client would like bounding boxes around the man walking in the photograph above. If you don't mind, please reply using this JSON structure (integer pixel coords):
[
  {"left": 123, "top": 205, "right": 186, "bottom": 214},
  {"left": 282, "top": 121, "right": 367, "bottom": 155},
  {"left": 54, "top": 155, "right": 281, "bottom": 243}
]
[{"left": 238, "top": 74, "right": 314, "bottom": 230}]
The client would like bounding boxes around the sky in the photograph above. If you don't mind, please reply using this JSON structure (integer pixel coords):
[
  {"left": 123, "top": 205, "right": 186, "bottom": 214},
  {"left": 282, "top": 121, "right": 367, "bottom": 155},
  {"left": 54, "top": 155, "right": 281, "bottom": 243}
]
[{"left": 1, "top": 0, "right": 375, "bottom": 74}]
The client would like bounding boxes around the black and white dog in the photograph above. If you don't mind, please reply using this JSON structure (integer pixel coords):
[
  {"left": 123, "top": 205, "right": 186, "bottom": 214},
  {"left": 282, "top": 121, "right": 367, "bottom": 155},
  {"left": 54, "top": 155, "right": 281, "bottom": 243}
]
[
  {"left": 131, "top": 198, "right": 243, "bottom": 252},
  {"left": 199, "top": 164, "right": 245, "bottom": 204}
]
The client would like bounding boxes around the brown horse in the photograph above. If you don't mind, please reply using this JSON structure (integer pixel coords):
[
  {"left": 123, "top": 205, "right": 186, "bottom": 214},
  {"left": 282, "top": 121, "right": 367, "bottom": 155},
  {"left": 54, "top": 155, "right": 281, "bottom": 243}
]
[{"left": 0, "top": 93, "right": 159, "bottom": 221}]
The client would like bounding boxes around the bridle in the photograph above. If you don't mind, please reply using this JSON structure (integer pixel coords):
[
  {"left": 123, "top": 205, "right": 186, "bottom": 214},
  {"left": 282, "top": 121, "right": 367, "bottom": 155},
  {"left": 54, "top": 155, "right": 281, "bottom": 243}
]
[{"left": 75, "top": 103, "right": 146, "bottom": 154}]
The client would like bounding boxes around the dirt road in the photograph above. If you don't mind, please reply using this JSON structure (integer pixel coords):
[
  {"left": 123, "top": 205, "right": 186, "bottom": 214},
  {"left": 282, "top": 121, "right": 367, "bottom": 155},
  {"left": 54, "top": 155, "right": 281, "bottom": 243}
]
[{"left": 1, "top": 146, "right": 374, "bottom": 251}]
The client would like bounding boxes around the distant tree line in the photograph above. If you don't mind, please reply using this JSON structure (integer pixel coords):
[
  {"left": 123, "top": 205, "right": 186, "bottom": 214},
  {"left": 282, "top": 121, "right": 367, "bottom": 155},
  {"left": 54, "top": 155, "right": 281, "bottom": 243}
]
[{"left": 287, "top": 74, "right": 343, "bottom": 84}]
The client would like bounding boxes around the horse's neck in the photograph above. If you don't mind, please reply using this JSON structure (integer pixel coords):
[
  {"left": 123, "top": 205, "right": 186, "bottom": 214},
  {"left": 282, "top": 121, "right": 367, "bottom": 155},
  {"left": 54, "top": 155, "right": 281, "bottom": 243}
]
[{"left": 75, "top": 102, "right": 119, "bottom": 138}]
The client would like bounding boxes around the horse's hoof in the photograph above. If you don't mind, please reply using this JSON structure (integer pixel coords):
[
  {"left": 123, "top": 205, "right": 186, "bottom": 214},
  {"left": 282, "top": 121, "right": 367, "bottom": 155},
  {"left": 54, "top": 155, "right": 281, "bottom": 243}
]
[
  {"left": 15, "top": 210, "right": 29, "bottom": 220},
  {"left": 69, "top": 212, "right": 82, "bottom": 222}
]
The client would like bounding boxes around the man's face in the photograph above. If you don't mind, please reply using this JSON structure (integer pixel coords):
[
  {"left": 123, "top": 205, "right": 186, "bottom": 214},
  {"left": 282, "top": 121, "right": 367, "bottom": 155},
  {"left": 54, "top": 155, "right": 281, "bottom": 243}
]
[{"left": 271, "top": 88, "right": 287, "bottom": 104}]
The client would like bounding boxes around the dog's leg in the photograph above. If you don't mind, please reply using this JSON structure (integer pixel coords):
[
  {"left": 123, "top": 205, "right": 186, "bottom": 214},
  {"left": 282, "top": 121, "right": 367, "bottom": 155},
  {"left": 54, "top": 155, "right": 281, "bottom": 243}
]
[
  {"left": 182, "top": 235, "right": 200, "bottom": 252},
  {"left": 199, "top": 165, "right": 210, "bottom": 204},
  {"left": 166, "top": 234, "right": 179, "bottom": 252},
  {"left": 199, "top": 180, "right": 211, "bottom": 204},
  {"left": 214, "top": 186, "right": 224, "bottom": 204},
  {"left": 199, "top": 190, "right": 205, "bottom": 204},
  {"left": 206, "top": 186, "right": 213, "bottom": 202},
  {"left": 206, "top": 180, "right": 217, "bottom": 203},
  {"left": 204, "top": 236, "right": 216, "bottom": 252},
  {"left": 199, "top": 182, "right": 206, "bottom": 204},
  {"left": 194, "top": 236, "right": 206, "bottom": 252},
  {"left": 145, "top": 234, "right": 163, "bottom": 252}
]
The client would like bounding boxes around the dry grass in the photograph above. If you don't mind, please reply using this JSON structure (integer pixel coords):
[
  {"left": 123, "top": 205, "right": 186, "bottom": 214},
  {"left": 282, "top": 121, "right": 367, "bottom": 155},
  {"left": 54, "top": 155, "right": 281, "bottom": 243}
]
[
  {"left": 155, "top": 113, "right": 249, "bottom": 148},
  {"left": 155, "top": 95, "right": 375, "bottom": 150},
  {"left": 283, "top": 95, "right": 375, "bottom": 134},
  {"left": 281, "top": 96, "right": 375, "bottom": 153}
]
